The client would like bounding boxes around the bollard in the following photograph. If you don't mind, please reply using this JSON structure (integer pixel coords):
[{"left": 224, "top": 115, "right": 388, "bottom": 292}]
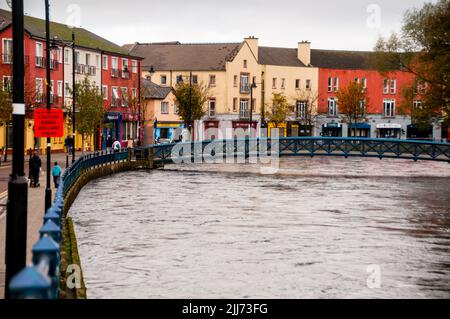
[
  {"left": 39, "top": 220, "right": 62, "bottom": 242},
  {"left": 9, "top": 266, "right": 52, "bottom": 299}
]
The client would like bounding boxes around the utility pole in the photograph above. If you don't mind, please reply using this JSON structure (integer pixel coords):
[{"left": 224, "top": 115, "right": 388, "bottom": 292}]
[
  {"left": 44, "top": 0, "right": 52, "bottom": 211},
  {"left": 5, "top": 0, "right": 28, "bottom": 299},
  {"left": 137, "top": 61, "right": 141, "bottom": 146},
  {"left": 72, "top": 31, "right": 76, "bottom": 163}
]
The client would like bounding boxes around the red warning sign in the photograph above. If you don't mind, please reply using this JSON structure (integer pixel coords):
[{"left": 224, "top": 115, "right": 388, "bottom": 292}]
[{"left": 34, "top": 108, "right": 64, "bottom": 138}]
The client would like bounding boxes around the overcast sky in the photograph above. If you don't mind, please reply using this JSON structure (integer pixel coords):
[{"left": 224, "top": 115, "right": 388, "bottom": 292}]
[{"left": 0, "top": 0, "right": 436, "bottom": 50}]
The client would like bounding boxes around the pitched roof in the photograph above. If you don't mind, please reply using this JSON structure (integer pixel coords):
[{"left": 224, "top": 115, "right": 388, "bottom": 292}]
[
  {"left": 310, "top": 49, "right": 375, "bottom": 70},
  {"left": 258, "top": 46, "right": 306, "bottom": 67},
  {"left": 141, "top": 78, "right": 172, "bottom": 99},
  {"left": 126, "top": 42, "right": 243, "bottom": 71},
  {"left": 0, "top": 9, "right": 134, "bottom": 56}
]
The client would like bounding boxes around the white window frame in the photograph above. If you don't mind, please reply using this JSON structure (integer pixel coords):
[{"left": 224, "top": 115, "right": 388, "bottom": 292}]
[
  {"left": 328, "top": 98, "right": 338, "bottom": 116},
  {"left": 121, "top": 87, "right": 128, "bottom": 107},
  {"left": 35, "top": 42, "right": 43, "bottom": 67},
  {"left": 57, "top": 80, "right": 63, "bottom": 97},
  {"left": 297, "top": 101, "right": 307, "bottom": 118},
  {"left": 272, "top": 77, "right": 277, "bottom": 89},
  {"left": 3, "top": 75, "right": 13, "bottom": 92},
  {"left": 413, "top": 100, "right": 422, "bottom": 111},
  {"left": 209, "top": 99, "right": 216, "bottom": 117},
  {"left": 333, "top": 77, "right": 339, "bottom": 92},
  {"left": 36, "top": 78, "right": 44, "bottom": 102},
  {"left": 122, "top": 58, "right": 128, "bottom": 70},
  {"left": 2, "top": 38, "right": 13, "bottom": 64},
  {"left": 102, "top": 55, "right": 108, "bottom": 70},
  {"left": 306, "top": 79, "right": 311, "bottom": 90},
  {"left": 209, "top": 75, "right": 216, "bottom": 86},
  {"left": 161, "top": 101, "right": 169, "bottom": 114},
  {"left": 383, "top": 79, "right": 389, "bottom": 94},
  {"left": 102, "top": 85, "right": 108, "bottom": 101},
  {"left": 64, "top": 49, "right": 70, "bottom": 64},
  {"left": 390, "top": 79, "right": 397, "bottom": 94},
  {"left": 383, "top": 99, "right": 395, "bottom": 117},
  {"left": 160, "top": 75, "right": 167, "bottom": 85},
  {"left": 85, "top": 53, "right": 91, "bottom": 66},
  {"left": 362, "top": 78, "right": 367, "bottom": 91},
  {"left": 131, "top": 60, "right": 137, "bottom": 73},
  {"left": 281, "top": 78, "right": 286, "bottom": 89},
  {"left": 111, "top": 57, "right": 118, "bottom": 70},
  {"left": 64, "top": 81, "right": 70, "bottom": 97},
  {"left": 327, "top": 77, "right": 333, "bottom": 92},
  {"left": 96, "top": 55, "right": 100, "bottom": 68}
]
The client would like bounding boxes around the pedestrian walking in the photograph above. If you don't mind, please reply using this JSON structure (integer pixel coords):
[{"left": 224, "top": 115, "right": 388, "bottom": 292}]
[
  {"left": 29, "top": 151, "right": 42, "bottom": 187},
  {"left": 106, "top": 135, "right": 113, "bottom": 152},
  {"left": 127, "top": 135, "right": 134, "bottom": 149},
  {"left": 51, "top": 162, "right": 62, "bottom": 189}
]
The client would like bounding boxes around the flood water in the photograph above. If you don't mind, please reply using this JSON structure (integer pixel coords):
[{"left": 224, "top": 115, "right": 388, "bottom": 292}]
[{"left": 69, "top": 157, "right": 450, "bottom": 298}]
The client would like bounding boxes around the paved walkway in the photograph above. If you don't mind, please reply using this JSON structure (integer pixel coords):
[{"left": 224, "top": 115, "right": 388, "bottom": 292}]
[{"left": 0, "top": 152, "right": 80, "bottom": 299}]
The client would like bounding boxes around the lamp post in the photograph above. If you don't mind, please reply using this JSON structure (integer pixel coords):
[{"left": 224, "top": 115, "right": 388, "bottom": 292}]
[
  {"left": 44, "top": 0, "right": 52, "bottom": 211},
  {"left": 72, "top": 31, "right": 76, "bottom": 163},
  {"left": 249, "top": 81, "right": 257, "bottom": 138},
  {"left": 5, "top": 0, "right": 28, "bottom": 299}
]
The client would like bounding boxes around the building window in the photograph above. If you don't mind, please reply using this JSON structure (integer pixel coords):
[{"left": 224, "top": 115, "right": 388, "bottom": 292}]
[
  {"left": 240, "top": 74, "right": 250, "bottom": 93},
  {"left": 383, "top": 99, "right": 395, "bottom": 117},
  {"left": 3, "top": 76, "right": 12, "bottom": 93},
  {"left": 111, "top": 57, "right": 118, "bottom": 69},
  {"left": 327, "top": 77, "right": 333, "bottom": 92},
  {"left": 234, "top": 75, "right": 238, "bottom": 87},
  {"left": 192, "top": 75, "right": 198, "bottom": 84},
  {"left": 160, "top": 75, "right": 167, "bottom": 85},
  {"left": 295, "top": 79, "right": 300, "bottom": 89},
  {"left": 296, "top": 101, "right": 307, "bottom": 118},
  {"left": 35, "top": 78, "right": 44, "bottom": 103},
  {"left": 354, "top": 77, "right": 359, "bottom": 83},
  {"left": 131, "top": 60, "right": 137, "bottom": 73},
  {"left": 390, "top": 79, "right": 396, "bottom": 94},
  {"left": 174, "top": 104, "right": 178, "bottom": 114},
  {"left": 64, "top": 49, "right": 70, "bottom": 64},
  {"left": 233, "top": 98, "right": 238, "bottom": 112},
  {"left": 362, "top": 78, "right": 367, "bottom": 91},
  {"left": 209, "top": 98, "right": 216, "bottom": 117},
  {"left": 281, "top": 78, "right": 286, "bottom": 89},
  {"left": 64, "top": 82, "right": 70, "bottom": 96},
  {"left": 413, "top": 100, "right": 422, "bottom": 111},
  {"left": 209, "top": 75, "right": 216, "bottom": 86},
  {"left": 112, "top": 87, "right": 119, "bottom": 106},
  {"left": 239, "top": 99, "right": 248, "bottom": 118},
  {"left": 102, "top": 85, "right": 108, "bottom": 100},
  {"left": 383, "top": 79, "right": 389, "bottom": 94},
  {"left": 176, "top": 75, "right": 183, "bottom": 84},
  {"left": 2, "top": 39, "right": 12, "bottom": 64},
  {"left": 57, "top": 80, "right": 63, "bottom": 97},
  {"left": 102, "top": 55, "right": 108, "bottom": 70},
  {"left": 121, "top": 88, "right": 128, "bottom": 107},
  {"left": 328, "top": 98, "right": 338, "bottom": 116},
  {"left": 333, "top": 77, "right": 339, "bottom": 92},
  {"left": 272, "top": 78, "right": 277, "bottom": 89},
  {"left": 243, "top": 60, "right": 247, "bottom": 68},
  {"left": 161, "top": 101, "right": 169, "bottom": 114},
  {"left": 306, "top": 79, "right": 311, "bottom": 90},
  {"left": 35, "top": 42, "right": 43, "bottom": 67}
]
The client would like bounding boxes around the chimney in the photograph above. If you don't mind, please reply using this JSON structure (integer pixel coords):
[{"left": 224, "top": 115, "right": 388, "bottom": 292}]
[
  {"left": 245, "top": 36, "right": 259, "bottom": 60},
  {"left": 298, "top": 41, "right": 311, "bottom": 66}
]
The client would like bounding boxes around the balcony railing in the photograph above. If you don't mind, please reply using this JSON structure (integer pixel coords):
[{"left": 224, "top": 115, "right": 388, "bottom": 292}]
[
  {"left": 111, "top": 98, "right": 120, "bottom": 107},
  {"left": 35, "top": 56, "right": 44, "bottom": 68},
  {"left": 111, "top": 68, "right": 119, "bottom": 78},
  {"left": 239, "top": 109, "right": 249, "bottom": 119},
  {"left": 240, "top": 83, "right": 250, "bottom": 94},
  {"left": 49, "top": 59, "right": 59, "bottom": 70},
  {"left": 87, "top": 66, "right": 96, "bottom": 76},
  {"left": 2, "top": 54, "right": 13, "bottom": 64},
  {"left": 121, "top": 69, "right": 130, "bottom": 79},
  {"left": 75, "top": 63, "right": 85, "bottom": 74}
]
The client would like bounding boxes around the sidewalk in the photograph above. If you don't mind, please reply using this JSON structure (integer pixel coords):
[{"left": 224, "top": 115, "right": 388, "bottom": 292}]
[{"left": 0, "top": 153, "right": 80, "bottom": 299}]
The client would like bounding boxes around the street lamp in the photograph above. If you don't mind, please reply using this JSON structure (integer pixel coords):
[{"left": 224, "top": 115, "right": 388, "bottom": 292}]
[
  {"left": 249, "top": 81, "right": 257, "bottom": 138},
  {"left": 5, "top": 0, "right": 28, "bottom": 299}
]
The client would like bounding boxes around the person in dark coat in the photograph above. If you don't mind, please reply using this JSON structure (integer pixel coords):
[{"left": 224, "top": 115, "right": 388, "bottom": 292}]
[
  {"left": 29, "top": 152, "right": 42, "bottom": 187},
  {"left": 106, "top": 135, "right": 113, "bottom": 152}
]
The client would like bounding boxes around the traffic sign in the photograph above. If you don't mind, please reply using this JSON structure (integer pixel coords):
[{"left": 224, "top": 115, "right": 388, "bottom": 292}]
[{"left": 34, "top": 108, "right": 64, "bottom": 138}]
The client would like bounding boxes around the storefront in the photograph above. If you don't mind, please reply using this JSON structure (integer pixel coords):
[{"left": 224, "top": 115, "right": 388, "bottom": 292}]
[
  {"left": 154, "top": 120, "right": 184, "bottom": 143},
  {"left": 204, "top": 121, "right": 220, "bottom": 140},
  {"left": 406, "top": 124, "right": 432, "bottom": 140},
  {"left": 267, "top": 122, "right": 286, "bottom": 138},
  {"left": 121, "top": 113, "right": 139, "bottom": 146},
  {"left": 102, "top": 112, "right": 122, "bottom": 149},
  {"left": 287, "top": 122, "right": 313, "bottom": 137},
  {"left": 233, "top": 121, "right": 258, "bottom": 138},
  {"left": 376, "top": 123, "right": 402, "bottom": 139},
  {"left": 348, "top": 123, "right": 371, "bottom": 138},
  {"left": 321, "top": 121, "right": 342, "bottom": 137}
]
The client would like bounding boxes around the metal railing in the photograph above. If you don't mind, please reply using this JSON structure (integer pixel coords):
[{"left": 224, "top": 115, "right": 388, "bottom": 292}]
[{"left": 8, "top": 149, "right": 129, "bottom": 299}]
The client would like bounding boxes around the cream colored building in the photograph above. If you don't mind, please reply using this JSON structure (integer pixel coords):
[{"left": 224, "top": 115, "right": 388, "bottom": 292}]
[{"left": 126, "top": 37, "right": 318, "bottom": 140}]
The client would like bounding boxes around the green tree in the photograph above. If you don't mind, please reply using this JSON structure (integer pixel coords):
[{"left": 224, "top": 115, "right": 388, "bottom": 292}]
[
  {"left": 74, "top": 77, "right": 104, "bottom": 152},
  {"left": 265, "top": 92, "right": 290, "bottom": 131},
  {"left": 173, "top": 81, "right": 209, "bottom": 133},
  {"left": 371, "top": 0, "right": 449, "bottom": 128},
  {"left": 336, "top": 82, "right": 369, "bottom": 136},
  {"left": 0, "top": 80, "right": 12, "bottom": 161}
]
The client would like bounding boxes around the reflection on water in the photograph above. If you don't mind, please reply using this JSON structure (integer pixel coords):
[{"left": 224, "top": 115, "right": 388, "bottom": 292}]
[{"left": 69, "top": 157, "right": 450, "bottom": 298}]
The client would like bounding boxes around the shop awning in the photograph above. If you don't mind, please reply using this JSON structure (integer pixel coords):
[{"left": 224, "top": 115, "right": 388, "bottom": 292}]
[
  {"left": 376, "top": 123, "right": 401, "bottom": 129},
  {"left": 348, "top": 123, "right": 371, "bottom": 129}
]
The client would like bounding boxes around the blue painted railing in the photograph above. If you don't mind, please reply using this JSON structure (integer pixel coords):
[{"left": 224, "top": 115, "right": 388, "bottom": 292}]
[
  {"left": 151, "top": 137, "right": 450, "bottom": 163},
  {"left": 8, "top": 149, "right": 128, "bottom": 299}
]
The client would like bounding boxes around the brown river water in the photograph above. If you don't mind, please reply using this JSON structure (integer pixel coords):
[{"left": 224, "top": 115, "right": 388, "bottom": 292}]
[{"left": 69, "top": 157, "right": 450, "bottom": 298}]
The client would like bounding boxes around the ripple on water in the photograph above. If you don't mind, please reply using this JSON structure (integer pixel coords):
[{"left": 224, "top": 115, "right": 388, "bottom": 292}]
[{"left": 69, "top": 157, "right": 450, "bottom": 299}]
